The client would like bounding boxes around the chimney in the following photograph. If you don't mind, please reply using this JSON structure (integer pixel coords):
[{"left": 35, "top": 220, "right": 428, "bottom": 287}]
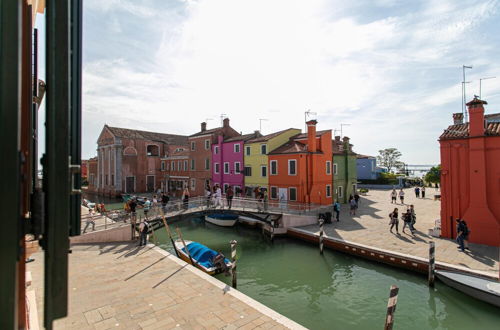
[
  {"left": 466, "top": 97, "right": 487, "bottom": 136},
  {"left": 343, "top": 136, "right": 350, "bottom": 151},
  {"left": 201, "top": 122, "right": 207, "bottom": 132},
  {"left": 223, "top": 118, "right": 229, "bottom": 128},
  {"left": 335, "top": 136, "right": 341, "bottom": 142},
  {"left": 306, "top": 120, "right": 317, "bottom": 152},
  {"left": 452, "top": 113, "right": 463, "bottom": 125}
]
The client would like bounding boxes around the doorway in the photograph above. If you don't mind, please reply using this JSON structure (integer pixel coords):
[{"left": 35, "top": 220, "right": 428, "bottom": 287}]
[{"left": 126, "top": 177, "right": 135, "bottom": 193}]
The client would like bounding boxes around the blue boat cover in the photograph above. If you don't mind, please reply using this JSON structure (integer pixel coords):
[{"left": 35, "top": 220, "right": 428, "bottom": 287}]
[
  {"left": 182, "top": 242, "right": 230, "bottom": 268},
  {"left": 207, "top": 213, "right": 238, "bottom": 220}
]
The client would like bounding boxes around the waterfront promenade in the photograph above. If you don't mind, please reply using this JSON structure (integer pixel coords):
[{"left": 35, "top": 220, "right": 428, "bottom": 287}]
[
  {"left": 27, "top": 243, "right": 304, "bottom": 330},
  {"left": 299, "top": 188, "right": 499, "bottom": 278}
]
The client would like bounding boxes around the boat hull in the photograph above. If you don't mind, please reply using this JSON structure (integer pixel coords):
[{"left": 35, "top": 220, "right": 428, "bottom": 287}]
[
  {"left": 436, "top": 271, "right": 500, "bottom": 308},
  {"left": 205, "top": 215, "right": 238, "bottom": 227},
  {"left": 174, "top": 240, "right": 231, "bottom": 276}
]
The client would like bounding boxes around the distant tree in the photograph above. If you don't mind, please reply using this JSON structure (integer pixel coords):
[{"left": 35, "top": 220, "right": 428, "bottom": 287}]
[
  {"left": 425, "top": 165, "right": 441, "bottom": 184},
  {"left": 377, "top": 148, "right": 402, "bottom": 173}
]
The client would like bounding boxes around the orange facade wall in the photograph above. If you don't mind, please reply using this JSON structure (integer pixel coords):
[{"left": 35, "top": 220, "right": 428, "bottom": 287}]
[{"left": 440, "top": 135, "right": 500, "bottom": 246}]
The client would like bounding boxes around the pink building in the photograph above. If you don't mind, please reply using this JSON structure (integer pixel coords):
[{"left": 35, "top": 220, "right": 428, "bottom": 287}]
[{"left": 212, "top": 132, "right": 262, "bottom": 194}]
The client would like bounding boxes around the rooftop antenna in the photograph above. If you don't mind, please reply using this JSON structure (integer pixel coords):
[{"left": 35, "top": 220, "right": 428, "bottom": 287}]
[
  {"left": 334, "top": 128, "right": 340, "bottom": 136},
  {"left": 304, "top": 109, "right": 317, "bottom": 132},
  {"left": 220, "top": 113, "right": 227, "bottom": 127},
  {"left": 259, "top": 118, "right": 268, "bottom": 133},
  {"left": 479, "top": 76, "right": 496, "bottom": 99},
  {"left": 340, "top": 123, "right": 351, "bottom": 137},
  {"left": 462, "top": 65, "right": 472, "bottom": 122}
]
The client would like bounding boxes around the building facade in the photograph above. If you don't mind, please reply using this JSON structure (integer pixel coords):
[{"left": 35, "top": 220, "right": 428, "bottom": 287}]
[
  {"left": 91, "top": 125, "right": 188, "bottom": 196},
  {"left": 332, "top": 136, "right": 358, "bottom": 203},
  {"left": 356, "top": 155, "right": 381, "bottom": 180},
  {"left": 188, "top": 119, "right": 239, "bottom": 196},
  {"left": 268, "top": 121, "right": 333, "bottom": 205},
  {"left": 211, "top": 132, "right": 262, "bottom": 194},
  {"left": 86, "top": 157, "right": 98, "bottom": 190},
  {"left": 243, "top": 128, "right": 301, "bottom": 196},
  {"left": 160, "top": 147, "right": 190, "bottom": 197},
  {"left": 439, "top": 97, "right": 500, "bottom": 246}
]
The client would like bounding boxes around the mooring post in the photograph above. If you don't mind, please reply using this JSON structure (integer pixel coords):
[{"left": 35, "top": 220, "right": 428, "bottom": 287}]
[
  {"left": 428, "top": 241, "right": 435, "bottom": 287},
  {"left": 270, "top": 219, "right": 275, "bottom": 242},
  {"left": 230, "top": 240, "right": 237, "bottom": 289},
  {"left": 384, "top": 285, "right": 399, "bottom": 330},
  {"left": 319, "top": 218, "right": 324, "bottom": 254}
]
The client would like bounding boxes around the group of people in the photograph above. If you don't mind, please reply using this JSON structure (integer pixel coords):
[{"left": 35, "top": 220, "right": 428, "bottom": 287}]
[
  {"left": 388, "top": 205, "right": 417, "bottom": 235},
  {"left": 82, "top": 202, "right": 107, "bottom": 234},
  {"left": 348, "top": 193, "right": 360, "bottom": 216},
  {"left": 414, "top": 186, "right": 426, "bottom": 199},
  {"left": 390, "top": 189, "right": 406, "bottom": 204}
]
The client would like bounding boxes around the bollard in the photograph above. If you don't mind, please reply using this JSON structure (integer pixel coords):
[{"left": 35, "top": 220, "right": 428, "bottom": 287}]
[
  {"left": 384, "top": 285, "right": 399, "bottom": 330},
  {"left": 428, "top": 241, "right": 435, "bottom": 287},
  {"left": 319, "top": 218, "right": 324, "bottom": 254},
  {"left": 230, "top": 240, "right": 237, "bottom": 289}
]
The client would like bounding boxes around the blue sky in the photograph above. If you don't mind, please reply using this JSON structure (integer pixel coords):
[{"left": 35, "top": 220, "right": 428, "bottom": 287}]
[{"left": 37, "top": 0, "right": 500, "bottom": 164}]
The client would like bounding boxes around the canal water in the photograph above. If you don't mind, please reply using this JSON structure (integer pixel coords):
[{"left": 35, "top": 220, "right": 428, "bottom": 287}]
[{"left": 153, "top": 217, "right": 500, "bottom": 330}]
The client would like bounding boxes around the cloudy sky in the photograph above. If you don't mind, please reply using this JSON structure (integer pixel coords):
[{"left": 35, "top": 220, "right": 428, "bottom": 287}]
[{"left": 37, "top": 0, "right": 500, "bottom": 164}]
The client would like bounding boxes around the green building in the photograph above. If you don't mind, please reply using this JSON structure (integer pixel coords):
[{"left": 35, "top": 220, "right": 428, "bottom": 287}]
[{"left": 332, "top": 136, "right": 358, "bottom": 203}]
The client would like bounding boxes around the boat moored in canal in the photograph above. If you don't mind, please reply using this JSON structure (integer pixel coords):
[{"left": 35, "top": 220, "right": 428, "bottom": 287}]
[
  {"left": 436, "top": 270, "right": 500, "bottom": 308},
  {"left": 205, "top": 213, "right": 239, "bottom": 227},
  {"left": 174, "top": 240, "right": 232, "bottom": 275}
]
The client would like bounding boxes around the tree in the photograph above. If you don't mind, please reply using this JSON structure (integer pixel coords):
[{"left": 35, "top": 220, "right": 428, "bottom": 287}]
[
  {"left": 425, "top": 165, "right": 441, "bottom": 184},
  {"left": 376, "top": 148, "right": 402, "bottom": 173}
]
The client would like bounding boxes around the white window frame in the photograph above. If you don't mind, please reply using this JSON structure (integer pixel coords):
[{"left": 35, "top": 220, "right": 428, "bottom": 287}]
[
  {"left": 270, "top": 160, "right": 278, "bottom": 175},
  {"left": 326, "top": 161, "right": 332, "bottom": 175},
  {"left": 190, "top": 178, "right": 196, "bottom": 191},
  {"left": 288, "top": 159, "right": 297, "bottom": 175},
  {"left": 289, "top": 187, "right": 297, "bottom": 201},
  {"left": 326, "top": 184, "right": 332, "bottom": 197},
  {"left": 234, "top": 162, "right": 241, "bottom": 173},
  {"left": 270, "top": 186, "right": 278, "bottom": 199},
  {"left": 261, "top": 144, "right": 267, "bottom": 155},
  {"left": 234, "top": 143, "right": 240, "bottom": 153},
  {"left": 205, "top": 139, "right": 210, "bottom": 150},
  {"left": 214, "top": 146, "right": 219, "bottom": 154},
  {"left": 338, "top": 185, "right": 343, "bottom": 198},
  {"left": 245, "top": 146, "right": 251, "bottom": 156},
  {"left": 215, "top": 163, "right": 220, "bottom": 174},
  {"left": 333, "top": 163, "right": 338, "bottom": 175},
  {"left": 191, "top": 141, "right": 195, "bottom": 151},
  {"left": 261, "top": 165, "right": 267, "bottom": 177},
  {"left": 224, "top": 162, "right": 230, "bottom": 174}
]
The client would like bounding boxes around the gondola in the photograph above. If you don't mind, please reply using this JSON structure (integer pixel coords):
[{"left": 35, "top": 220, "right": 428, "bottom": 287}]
[
  {"left": 173, "top": 240, "right": 232, "bottom": 275},
  {"left": 436, "top": 270, "right": 500, "bottom": 308},
  {"left": 205, "top": 213, "right": 238, "bottom": 227}
]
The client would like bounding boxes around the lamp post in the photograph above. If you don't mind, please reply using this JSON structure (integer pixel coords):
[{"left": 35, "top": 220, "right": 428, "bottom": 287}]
[{"left": 479, "top": 76, "right": 496, "bottom": 99}]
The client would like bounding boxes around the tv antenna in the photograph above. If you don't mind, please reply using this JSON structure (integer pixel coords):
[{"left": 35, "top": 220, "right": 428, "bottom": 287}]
[
  {"left": 462, "top": 65, "right": 472, "bottom": 122},
  {"left": 220, "top": 114, "right": 227, "bottom": 127},
  {"left": 259, "top": 118, "right": 268, "bottom": 133},
  {"left": 340, "top": 123, "right": 351, "bottom": 137},
  {"left": 479, "top": 76, "right": 496, "bottom": 99},
  {"left": 304, "top": 109, "right": 317, "bottom": 132}
]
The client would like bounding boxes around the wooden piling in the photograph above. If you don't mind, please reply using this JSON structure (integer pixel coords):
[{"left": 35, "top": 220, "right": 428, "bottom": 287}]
[
  {"left": 384, "top": 285, "right": 399, "bottom": 330},
  {"left": 319, "top": 218, "right": 324, "bottom": 254},
  {"left": 176, "top": 226, "right": 195, "bottom": 267},
  {"left": 428, "top": 241, "right": 435, "bottom": 287},
  {"left": 230, "top": 240, "right": 237, "bottom": 289},
  {"left": 160, "top": 211, "right": 179, "bottom": 258},
  {"left": 270, "top": 219, "right": 275, "bottom": 242}
]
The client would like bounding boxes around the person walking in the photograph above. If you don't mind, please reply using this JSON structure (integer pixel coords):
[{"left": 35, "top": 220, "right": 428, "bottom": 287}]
[
  {"left": 456, "top": 218, "right": 467, "bottom": 252},
  {"left": 402, "top": 209, "right": 414, "bottom": 234},
  {"left": 263, "top": 190, "right": 269, "bottom": 211},
  {"left": 390, "top": 189, "right": 397, "bottom": 204},
  {"left": 161, "top": 192, "right": 170, "bottom": 214},
  {"left": 143, "top": 198, "right": 151, "bottom": 220},
  {"left": 349, "top": 198, "right": 357, "bottom": 216},
  {"left": 333, "top": 200, "right": 340, "bottom": 222},
  {"left": 129, "top": 198, "right": 138, "bottom": 239},
  {"left": 421, "top": 186, "right": 426, "bottom": 198},
  {"left": 205, "top": 184, "right": 212, "bottom": 208},
  {"left": 354, "top": 192, "right": 360, "bottom": 206},
  {"left": 138, "top": 219, "right": 150, "bottom": 247},
  {"left": 399, "top": 189, "right": 405, "bottom": 204},
  {"left": 414, "top": 186, "right": 420, "bottom": 198},
  {"left": 83, "top": 207, "right": 96, "bottom": 234},
  {"left": 215, "top": 185, "right": 223, "bottom": 208},
  {"left": 409, "top": 204, "right": 416, "bottom": 231},
  {"left": 226, "top": 186, "right": 234, "bottom": 209},
  {"left": 461, "top": 219, "right": 471, "bottom": 250},
  {"left": 389, "top": 208, "right": 399, "bottom": 234},
  {"left": 182, "top": 187, "right": 190, "bottom": 210}
]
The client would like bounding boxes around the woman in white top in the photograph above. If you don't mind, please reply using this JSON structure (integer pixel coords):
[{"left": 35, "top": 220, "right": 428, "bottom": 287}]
[{"left": 399, "top": 189, "right": 405, "bottom": 204}]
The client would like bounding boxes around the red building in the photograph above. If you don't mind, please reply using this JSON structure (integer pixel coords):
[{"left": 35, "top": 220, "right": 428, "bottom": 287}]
[
  {"left": 439, "top": 97, "right": 500, "bottom": 246},
  {"left": 86, "top": 157, "right": 98, "bottom": 190},
  {"left": 268, "top": 120, "right": 333, "bottom": 205},
  {"left": 188, "top": 119, "right": 239, "bottom": 196},
  {"left": 91, "top": 125, "right": 188, "bottom": 196},
  {"left": 160, "top": 147, "right": 190, "bottom": 197}
]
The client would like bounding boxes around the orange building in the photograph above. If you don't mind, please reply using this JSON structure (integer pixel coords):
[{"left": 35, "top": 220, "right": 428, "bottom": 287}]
[
  {"left": 439, "top": 97, "right": 500, "bottom": 246},
  {"left": 268, "top": 120, "right": 333, "bottom": 205}
]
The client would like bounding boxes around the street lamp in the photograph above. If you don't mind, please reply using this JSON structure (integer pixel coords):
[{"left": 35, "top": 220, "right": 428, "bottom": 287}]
[{"left": 479, "top": 76, "right": 496, "bottom": 99}]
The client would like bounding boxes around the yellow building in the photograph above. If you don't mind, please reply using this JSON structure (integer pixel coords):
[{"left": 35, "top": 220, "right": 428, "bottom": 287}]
[{"left": 243, "top": 128, "right": 301, "bottom": 196}]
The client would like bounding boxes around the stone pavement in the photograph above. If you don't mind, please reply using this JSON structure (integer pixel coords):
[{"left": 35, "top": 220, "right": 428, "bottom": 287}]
[
  {"left": 27, "top": 242, "right": 304, "bottom": 330},
  {"left": 299, "top": 188, "right": 499, "bottom": 277}
]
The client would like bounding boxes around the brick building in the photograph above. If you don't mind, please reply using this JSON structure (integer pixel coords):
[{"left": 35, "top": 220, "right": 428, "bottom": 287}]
[
  {"left": 91, "top": 125, "right": 188, "bottom": 196},
  {"left": 86, "top": 157, "right": 98, "bottom": 190},
  {"left": 188, "top": 119, "right": 239, "bottom": 196},
  {"left": 439, "top": 97, "right": 500, "bottom": 246},
  {"left": 268, "top": 120, "right": 333, "bottom": 205},
  {"left": 160, "top": 147, "right": 190, "bottom": 198}
]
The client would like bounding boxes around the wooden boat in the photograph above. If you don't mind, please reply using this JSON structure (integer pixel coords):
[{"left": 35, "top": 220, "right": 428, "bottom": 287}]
[
  {"left": 174, "top": 240, "right": 232, "bottom": 275},
  {"left": 436, "top": 270, "right": 500, "bottom": 308},
  {"left": 205, "top": 213, "right": 238, "bottom": 227}
]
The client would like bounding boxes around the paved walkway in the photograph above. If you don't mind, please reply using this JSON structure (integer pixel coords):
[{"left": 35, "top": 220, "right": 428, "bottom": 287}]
[
  {"left": 299, "top": 188, "right": 499, "bottom": 277},
  {"left": 27, "top": 243, "right": 304, "bottom": 330}
]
